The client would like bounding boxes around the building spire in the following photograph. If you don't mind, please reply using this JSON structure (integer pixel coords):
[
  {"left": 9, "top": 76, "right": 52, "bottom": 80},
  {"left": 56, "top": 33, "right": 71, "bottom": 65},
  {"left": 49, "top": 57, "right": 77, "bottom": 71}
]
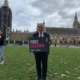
[
  {"left": 4, "top": 0, "right": 8, "bottom": 6},
  {"left": 74, "top": 12, "right": 77, "bottom": 21},
  {"left": 73, "top": 12, "right": 79, "bottom": 29},
  {"left": 43, "top": 20, "right": 45, "bottom": 27}
]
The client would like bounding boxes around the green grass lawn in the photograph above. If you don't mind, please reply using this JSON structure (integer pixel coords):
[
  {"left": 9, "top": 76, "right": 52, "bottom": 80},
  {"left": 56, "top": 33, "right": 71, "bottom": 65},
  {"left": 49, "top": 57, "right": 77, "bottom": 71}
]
[{"left": 0, "top": 46, "right": 80, "bottom": 80}]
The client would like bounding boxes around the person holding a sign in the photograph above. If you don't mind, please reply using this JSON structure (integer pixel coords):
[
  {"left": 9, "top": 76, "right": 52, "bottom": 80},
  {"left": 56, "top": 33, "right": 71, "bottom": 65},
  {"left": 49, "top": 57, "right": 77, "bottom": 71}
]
[
  {"left": 0, "top": 31, "right": 5, "bottom": 64},
  {"left": 33, "top": 23, "right": 51, "bottom": 80}
]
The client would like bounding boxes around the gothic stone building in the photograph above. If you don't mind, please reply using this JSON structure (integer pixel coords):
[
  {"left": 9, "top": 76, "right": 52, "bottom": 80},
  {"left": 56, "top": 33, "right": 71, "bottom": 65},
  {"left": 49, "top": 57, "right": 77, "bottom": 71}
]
[
  {"left": 10, "top": 30, "right": 31, "bottom": 43},
  {"left": 46, "top": 27, "right": 80, "bottom": 45},
  {"left": 37, "top": 13, "right": 80, "bottom": 45}
]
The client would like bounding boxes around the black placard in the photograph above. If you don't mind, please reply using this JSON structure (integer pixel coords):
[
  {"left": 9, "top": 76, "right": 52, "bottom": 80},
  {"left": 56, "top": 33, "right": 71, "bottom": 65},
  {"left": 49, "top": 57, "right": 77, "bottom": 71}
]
[{"left": 29, "top": 37, "right": 50, "bottom": 52}]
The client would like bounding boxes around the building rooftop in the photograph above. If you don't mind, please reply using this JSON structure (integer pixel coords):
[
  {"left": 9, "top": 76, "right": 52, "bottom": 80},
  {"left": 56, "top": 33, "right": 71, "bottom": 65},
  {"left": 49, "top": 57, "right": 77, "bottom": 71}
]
[{"left": 46, "top": 27, "right": 80, "bottom": 35}]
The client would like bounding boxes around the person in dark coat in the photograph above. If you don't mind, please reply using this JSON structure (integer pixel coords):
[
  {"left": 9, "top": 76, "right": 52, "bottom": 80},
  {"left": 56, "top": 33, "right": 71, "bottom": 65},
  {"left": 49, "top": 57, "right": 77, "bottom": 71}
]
[{"left": 33, "top": 23, "right": 51, "bottom": 80}]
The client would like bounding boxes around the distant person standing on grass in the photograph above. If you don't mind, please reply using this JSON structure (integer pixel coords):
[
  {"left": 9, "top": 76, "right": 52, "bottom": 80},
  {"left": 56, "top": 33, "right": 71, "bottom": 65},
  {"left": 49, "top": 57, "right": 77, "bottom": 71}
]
[{"left": 0, "top": 30, "right": 5, "bottom": 64}]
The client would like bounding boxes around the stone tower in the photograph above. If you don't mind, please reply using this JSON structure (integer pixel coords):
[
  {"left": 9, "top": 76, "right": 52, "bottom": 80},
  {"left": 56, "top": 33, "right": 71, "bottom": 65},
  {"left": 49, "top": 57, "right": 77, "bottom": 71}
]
[
  {"left": 4, "top": 0, "right": 8, "bottom": 6},
  {"left": 0, "top": 0, "right": 12, "bottom": 40},
  {"left": 43, "top": 20, "right": 46, "bottom": 32},
  {"left": 73, "top": 12, "right": 79, "bottom": 29}
]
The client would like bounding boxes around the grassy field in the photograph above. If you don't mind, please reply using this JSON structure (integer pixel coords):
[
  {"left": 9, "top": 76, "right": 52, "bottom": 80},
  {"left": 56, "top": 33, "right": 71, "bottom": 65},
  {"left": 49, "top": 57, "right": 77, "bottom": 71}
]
[{"left": 0, "top": 46, "right": 80, "bottom": 80}]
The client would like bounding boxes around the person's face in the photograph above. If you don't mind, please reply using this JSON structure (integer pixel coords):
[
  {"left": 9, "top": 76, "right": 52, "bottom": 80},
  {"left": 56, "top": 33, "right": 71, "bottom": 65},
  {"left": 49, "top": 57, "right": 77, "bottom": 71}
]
[{"left": 38, "top": 24, "right": 44, "bottom": 32}]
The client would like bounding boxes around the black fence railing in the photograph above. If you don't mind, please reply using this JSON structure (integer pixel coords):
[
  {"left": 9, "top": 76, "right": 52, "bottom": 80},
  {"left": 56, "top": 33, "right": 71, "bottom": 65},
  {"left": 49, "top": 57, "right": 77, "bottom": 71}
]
[{"left": 4, "top": 40, "right": 28, "bottom": 45}]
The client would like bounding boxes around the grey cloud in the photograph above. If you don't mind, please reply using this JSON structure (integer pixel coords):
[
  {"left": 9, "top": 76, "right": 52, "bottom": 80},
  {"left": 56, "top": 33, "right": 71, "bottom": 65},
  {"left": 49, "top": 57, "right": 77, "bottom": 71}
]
[
  {"left": 32, "top": 0, "right": 61, "bottom": 14},
  {"left": 1, "top": 0, "right": 80, "bottom": 31},
  {"left": 31, "top": 0, "right": 80, "bottom": 29}
]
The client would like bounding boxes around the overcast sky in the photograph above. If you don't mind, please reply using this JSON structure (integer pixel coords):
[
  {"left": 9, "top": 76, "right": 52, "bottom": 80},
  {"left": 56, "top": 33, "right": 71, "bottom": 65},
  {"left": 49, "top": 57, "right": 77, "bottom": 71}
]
[{"left": 0, "top": 0, "right": 80, "bottom": 32}]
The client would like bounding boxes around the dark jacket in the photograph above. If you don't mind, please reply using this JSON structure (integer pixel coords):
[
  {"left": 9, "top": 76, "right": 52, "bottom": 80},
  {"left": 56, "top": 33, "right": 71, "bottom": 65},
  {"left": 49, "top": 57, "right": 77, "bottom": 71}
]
[
  {"left": 0, "top": 35, "right": 5, "bottom": 46},
  {"left": 33, "top": 32, "right": 51, "bottom": 55}
]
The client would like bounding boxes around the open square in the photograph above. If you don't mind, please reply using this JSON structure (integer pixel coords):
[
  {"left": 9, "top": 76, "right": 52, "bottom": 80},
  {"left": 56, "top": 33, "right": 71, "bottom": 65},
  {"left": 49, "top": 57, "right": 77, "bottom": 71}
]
[{"left": 0, "top": 46, "right": 80, "bottom": 80}]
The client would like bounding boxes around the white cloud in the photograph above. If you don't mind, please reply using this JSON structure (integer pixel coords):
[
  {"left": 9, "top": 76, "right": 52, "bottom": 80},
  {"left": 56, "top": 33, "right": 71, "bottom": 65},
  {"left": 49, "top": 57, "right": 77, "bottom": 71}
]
[{"left": 0, "top": 0, "right": 80, "bottom": 32}]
